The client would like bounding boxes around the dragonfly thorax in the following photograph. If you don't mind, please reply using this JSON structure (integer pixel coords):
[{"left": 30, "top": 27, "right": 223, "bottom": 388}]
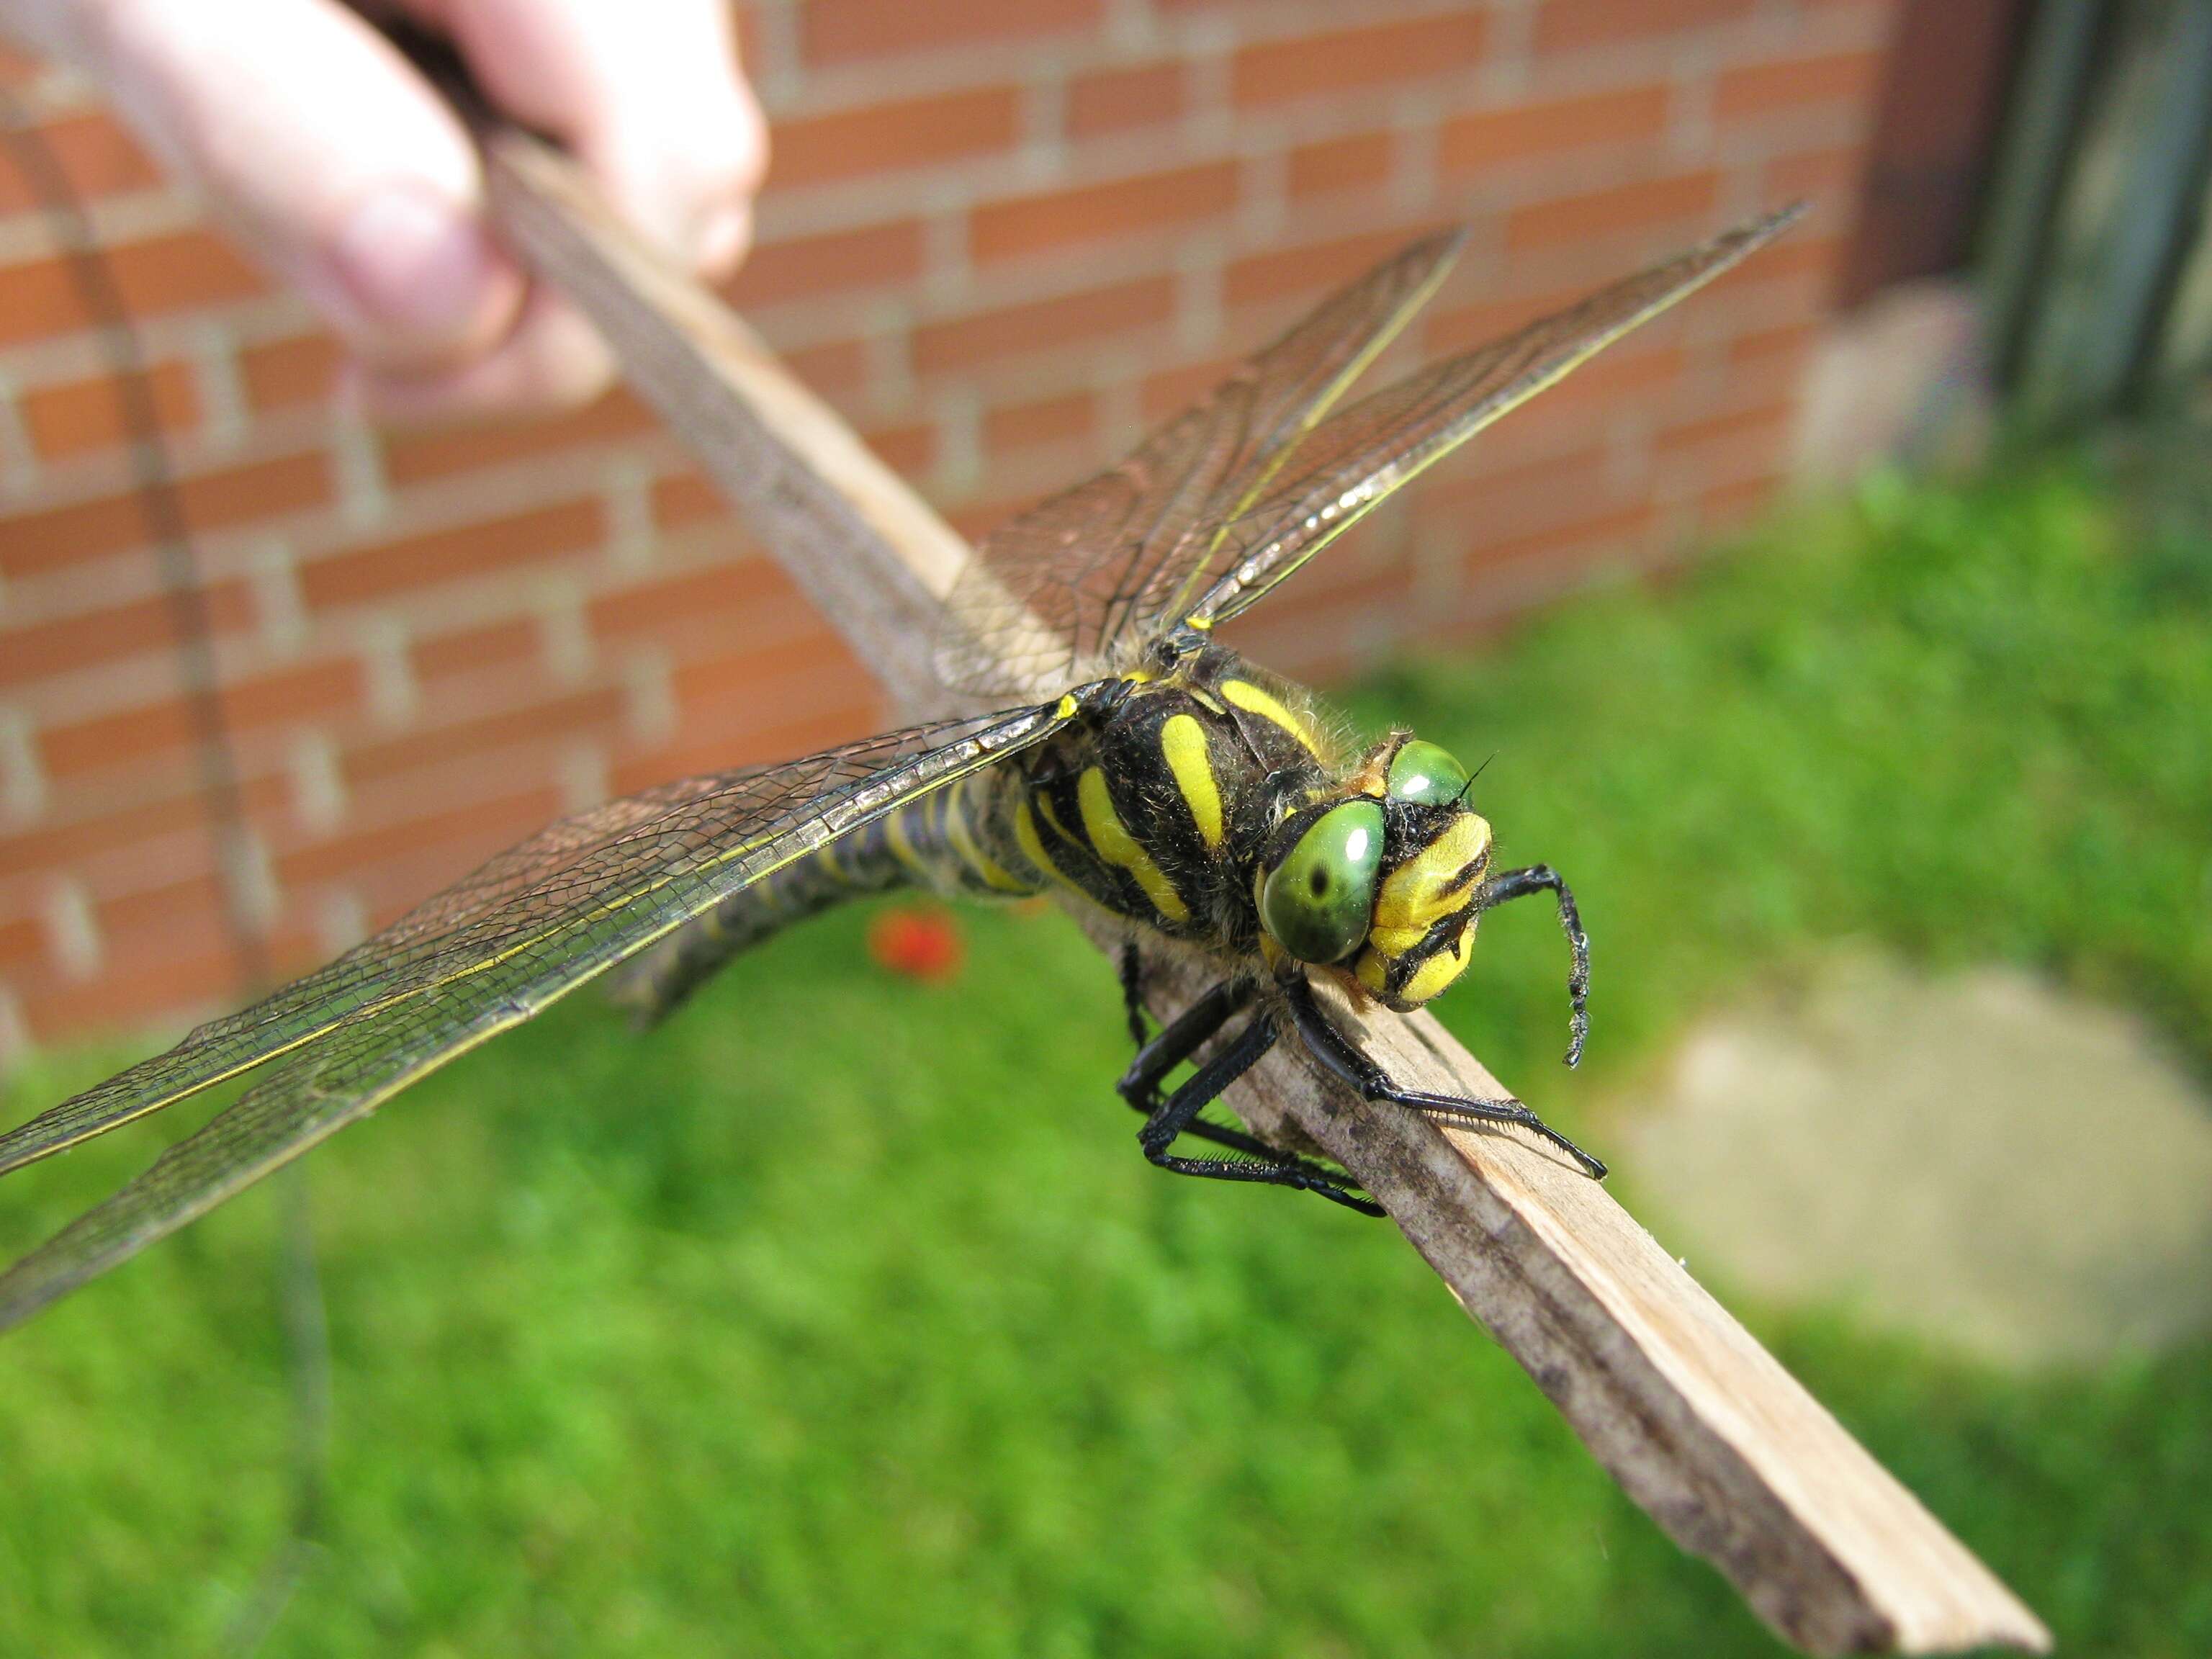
[{"left": 999, "top": 646, "right": 1496, "bottom": 1012}]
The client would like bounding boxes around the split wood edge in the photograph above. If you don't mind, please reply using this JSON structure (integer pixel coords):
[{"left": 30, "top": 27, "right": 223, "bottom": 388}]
[{"left": 481, "top": 127, "right": 2051, "bottom": 1657}]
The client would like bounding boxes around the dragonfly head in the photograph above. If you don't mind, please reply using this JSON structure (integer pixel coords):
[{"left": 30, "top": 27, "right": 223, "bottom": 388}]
[{"left": 1255, "top": 737, "right": 1493, "bottom": 1010}]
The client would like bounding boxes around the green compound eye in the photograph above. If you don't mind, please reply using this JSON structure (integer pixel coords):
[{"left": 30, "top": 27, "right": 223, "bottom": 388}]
[
  {"left": 1261, "top": 799, "right": 1386, "bottom": 963},
  {"left": 1386, "top": 739, "right": 1470, "bottom": 806}
]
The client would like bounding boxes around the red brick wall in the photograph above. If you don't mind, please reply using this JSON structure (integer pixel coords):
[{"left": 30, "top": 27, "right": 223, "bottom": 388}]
[{"left": 0, "top": 0, "right": 1898, "bottom": 1052}]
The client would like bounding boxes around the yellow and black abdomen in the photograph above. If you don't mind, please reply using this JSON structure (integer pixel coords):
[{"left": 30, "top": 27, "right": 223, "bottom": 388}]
[{"left": 607, "top": 768, "right": 1046, "bottom": 1023}]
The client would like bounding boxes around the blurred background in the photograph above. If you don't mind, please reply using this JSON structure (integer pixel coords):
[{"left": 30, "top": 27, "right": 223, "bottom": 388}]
[{"left": 1, "top": 0, "right": 2209, "bottom": 1654}]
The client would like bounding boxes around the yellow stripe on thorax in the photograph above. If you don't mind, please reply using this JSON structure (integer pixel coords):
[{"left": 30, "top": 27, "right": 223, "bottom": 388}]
[
  {"left": 1220, "top": 678, "right": 1320, "bottom": 755},
  {"left": 1012, "top": 796, "right": 1076, "bottom": 889},
  {"left": 1077, "top": 767, "right": 1190, "bottom": 923},
  {"left": 1159, "top": 714, "right": 1223, "bottom": 848}
]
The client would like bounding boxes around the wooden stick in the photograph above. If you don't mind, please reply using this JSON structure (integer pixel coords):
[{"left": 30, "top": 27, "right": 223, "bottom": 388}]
[{"left": 481, "top": 127, "right": 2050, "bottom": 1658}]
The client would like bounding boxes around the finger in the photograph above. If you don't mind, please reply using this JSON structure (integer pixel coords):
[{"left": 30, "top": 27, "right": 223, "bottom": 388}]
[
  {"left": 346, "top": 284, "right": 613, "bottom": 423},
  {"left": 398, "top": 0, "right": 767, "bottom": 276},
  {"left": 53, "top": 0, "right": 525, "bottom": 376}
]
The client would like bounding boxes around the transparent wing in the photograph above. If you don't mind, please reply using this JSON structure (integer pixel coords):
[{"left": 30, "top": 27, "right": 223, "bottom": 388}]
[
  {"left": 0, "top": 703, "right": 1071, "bottom": 1331},
  {"left": 935, "top": 228, "right": 1466, "bottom": 696},
  {"left": 1184, "top": 207, "right": 1803, "bottom": 631}
]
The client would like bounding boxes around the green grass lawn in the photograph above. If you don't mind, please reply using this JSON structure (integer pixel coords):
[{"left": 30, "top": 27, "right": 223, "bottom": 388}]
[{"left": 3, "top": 461, "right": 2208, "bottom": 1655}]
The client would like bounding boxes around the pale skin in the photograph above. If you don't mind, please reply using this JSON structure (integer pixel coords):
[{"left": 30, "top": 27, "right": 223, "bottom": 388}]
[{"left": 1, "top": 0, "right": 768, "bottom": 419}]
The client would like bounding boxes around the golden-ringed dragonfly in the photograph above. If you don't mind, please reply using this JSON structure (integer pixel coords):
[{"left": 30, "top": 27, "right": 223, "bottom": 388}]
[{"left": 0, "top": 206, "right": 1800, "bottom": 1328}]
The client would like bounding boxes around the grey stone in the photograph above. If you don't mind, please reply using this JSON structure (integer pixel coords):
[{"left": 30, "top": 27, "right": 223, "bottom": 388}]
[{"left": 1622, "top": 952, "right": 2212, "bottom": 1367}]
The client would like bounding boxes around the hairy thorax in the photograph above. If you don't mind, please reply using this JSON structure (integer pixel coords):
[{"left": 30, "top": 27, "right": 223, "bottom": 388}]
[{"left": 993, "top": 644, "right": 1336, "bottom": 956}]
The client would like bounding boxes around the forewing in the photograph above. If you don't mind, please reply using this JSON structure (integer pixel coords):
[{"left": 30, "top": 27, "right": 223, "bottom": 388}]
[
  {"left": 1185, "top": 206, "right": 1803, "bottom": 631},
  {"left": 0, "top": 703, "right": 1069, "bottom": 1331},
  {"left": 0, "top": 775, "right": 737, "bottom": 1176},
  {"left": 935, "top": 228, "right": 1464, "bottom": 696}
]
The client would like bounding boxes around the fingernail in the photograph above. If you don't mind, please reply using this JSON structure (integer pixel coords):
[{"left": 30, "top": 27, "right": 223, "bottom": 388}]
[{"left": 327, "top": 183, "right": 503, "bottom": 361}]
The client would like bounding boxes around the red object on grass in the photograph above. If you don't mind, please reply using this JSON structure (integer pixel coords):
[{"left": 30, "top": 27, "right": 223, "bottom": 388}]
[{"left": 868, "top": 906, "right": 965, "bottom": 982}]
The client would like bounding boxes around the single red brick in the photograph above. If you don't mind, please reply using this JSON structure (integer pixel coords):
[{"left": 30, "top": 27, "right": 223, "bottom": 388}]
[
  {"left": 21, "top": 942, "right": 279, "bottom": 1044},
  {"left": 1505, "top": 171, "right": 1720, "bottom": 250},
  {"left": 609, "top": 693, "right": 882, "bottom": 796},
  {"left": 1233, "top": 12, "right": 1487, "bottom": 107},
  {"left": 343, "top": 685, "right": 627, "bottom": 790},
  {"left": 1654, "top": 400, "right": 1787, "bottom": 480},
  {"left": 379, "top": 389, "right": 654, "bottom": 487},
  {"left": 301, "top": 499, "right": 605, "bottom": 611},
  {"left": 0, "top": 110, "right": 164, "bottom": 215},
  {"left": 108, "top": 229, "right": 264, "bottom": 318},
  {"left": 944, "top": 491, "right": 1043, "bottom": 547},
  {"left": 1139, "top": 355, "right": 1238, "bottom": 421},
  {"left": 1714, "top": 50, "right": 1886, "bottom": 122},
  {"left": 1723, "top": 228, "right": 1847, "bottom": 289},
  {"left": 1727, "top": 319, "right": 1818, "bottom": 371},
  {"left": 0, "top": 772, "right": 290, "bottom": 884},
  {"left": 1067, "top": 62, "right": 1186, "bottom": 138},
  {"left": 0, "top": 915, "right": 42, "bottom": 974},
  {"left": 1714, "top": 327, "right": 1817, "bottom": 408},
  {"left": 971, "top": 161, "right": 1238, "bottom": 265},
  {"left": 634, "top": 582, "right": 830, "bottom": 678},
  {"left": 984, "top": 390, "right": 1095, "bottom": 454},
  {"left": 804, "top": 0, "right": 1101, "bottom": 66},
  {"left": 0, "top": 256, "right": 91, "bottom": 346},
  {"left": 771, "top": 86, "right": 1021, "bottom": 188},
  {"left": 588, "top": 557, "right": 799, "bottom": 643},
  {"left": 1764, "top": 143, "right": 1871, "bottom": 208},
  {"left": 1534, "top": 0, "right": 1758, "bottom": 55},
  {"left": 670, "top": 627, "right": 855, "bottom": 711},
  {"left": 726, "top": 219, "right": 926, "bottom": 311},
  {"left": 1426, "top": 439, "right": 1615, "bottom": 522},
  {"left": 783, "top": 338, "right": 871, "bottom": 402},
  {"left": 1287, "top": 132, "right": 1395, "bottom": 200},
  {"left": 39, "top": 657, "right": 365, "bottom": 778},
  {"left": 98, "top": 871, "right": 235, "bottom": 950},
  {"left": 411, "top": 617, "right": 544, "bottom": 688},
  {"left": 1463, "top": 500, "right": 1660, "bottom": 578},
  {"left": 1653, "top": 399, "right": 1791, "bottom": 467},
  {"left": 0, "top": 451, "right": 335, "bottom": 582},
  {"left": 866, "top": 420, "right": 936, "bottom": 478},
  {"left": 0, "top": 579, "right": 256, "bottom": 690},
  {"left": 651, "top": 470, "right": 732, "bottom": 533},
  {"left": 1696, "top": 471, "right": 1781, "bottom": 529},
  {"left": 1225, "top": 227, "right": 1432, "bottom": 310},
  {"left": 1439, "top": 84, "right": 1671, "bottom": 174},
  {"left": 277, "top": 785, "right": 564, "bottom": 891},
  {"left": 20, "top": 359, "right": 199, "bottom": 461},
  {"left": 240, "top": 333, "right": 343, "bottom": 410},
  {"left": 912, "top": 275, "right": 1175, "bottom": 374},
  {"left": 323, "top": 806, "right": 591, "bottom": 938}
]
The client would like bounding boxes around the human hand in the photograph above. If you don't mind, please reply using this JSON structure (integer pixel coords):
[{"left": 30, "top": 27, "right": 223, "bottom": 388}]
[{"left": 4, "top": 0, "right": 767, "bottom": 419}]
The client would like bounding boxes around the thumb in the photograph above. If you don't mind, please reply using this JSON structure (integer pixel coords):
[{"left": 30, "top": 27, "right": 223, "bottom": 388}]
[{"left": 61, "top": 0, "right": 522, "bottom": 374}]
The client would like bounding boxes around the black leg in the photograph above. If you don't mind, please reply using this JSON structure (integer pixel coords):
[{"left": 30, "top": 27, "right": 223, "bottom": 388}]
[
  {"left": 1116, "top": 976, "right": 1346, "bottom": 1165},
  {"left": 1284, "top": 975, "right": 1607, "bottom": 1179},
  {"left": 1119, "top": 974, "right": 1250, "bottom": 1096},
  {"left": 1117, "top": 980, "right": 1384, "bottom": 1215},
  {"left": 1117, "top": 977, "right": 1305, "bottom": 1162},
  {"left": 1118, "top": 938, "right": 1150, "bottom": 1048},
  {"left": 1475, "top": 863, "right": 1591, "bottom": 1067}
]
